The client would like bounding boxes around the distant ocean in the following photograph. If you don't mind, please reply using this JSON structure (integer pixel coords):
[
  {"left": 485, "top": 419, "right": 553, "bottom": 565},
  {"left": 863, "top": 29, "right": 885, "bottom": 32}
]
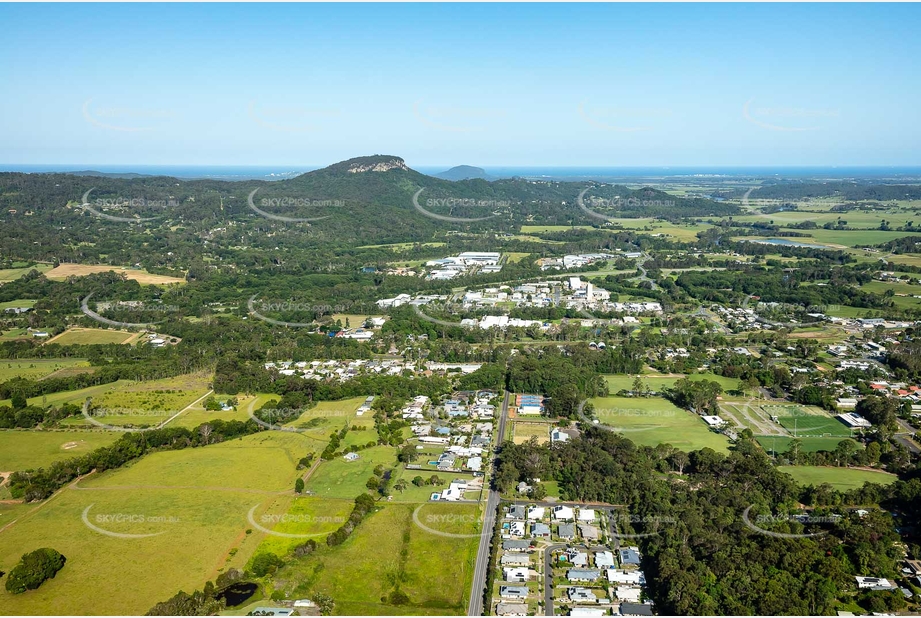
[{"left": 3, "top": 163, "right": 921, "bottom": 183}]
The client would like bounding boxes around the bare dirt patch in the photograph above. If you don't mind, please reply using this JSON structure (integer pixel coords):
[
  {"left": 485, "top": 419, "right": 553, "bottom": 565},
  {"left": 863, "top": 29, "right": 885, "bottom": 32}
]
[{"left": 45, "top": 264, "right": 185, "bottom": 285}]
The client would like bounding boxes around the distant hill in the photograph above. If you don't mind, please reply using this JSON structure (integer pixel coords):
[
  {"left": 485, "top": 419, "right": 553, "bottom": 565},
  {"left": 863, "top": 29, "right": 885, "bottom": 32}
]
[
  {"left": 63, "top": 170, "right": 153, "bottom": 179},
  {"left": 432, "top": 165, "right": 494, "bottom": 181}
]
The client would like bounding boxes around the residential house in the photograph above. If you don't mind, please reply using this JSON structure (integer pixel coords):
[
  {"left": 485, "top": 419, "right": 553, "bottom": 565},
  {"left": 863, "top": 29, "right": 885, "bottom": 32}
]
[
  {"left": 553, "top": 505, "right": 575, "bottom": 521},
  {"left": 527, "top": 506, "right": 545, "bottom": 521},
  {"left": 595, "top": 551, "right": 616, "bottom": 569},
  {"left": 567, "top": 569, "right": 601, "bottom": 582},
  {"left": 606, "top": 570, "right": 645, "bottom": 585},
  {"left": 508, "top": 521, "right": 526, "bottom": 537},
  {"left": 503, "top": 567, "right": 530, "bottom": 583},
  {"left": 496, "top": 603, "right": 528, "bottom": 616},
  {"left": 507, "top": 505, "right": 526, "bottom": 520},
  {"left": 499, "top": 586, "right": 530, "bottom": 600},
  {"left": 619, "top": 547, "right": 641, "bottom": 566},
  {"left": 558, "top": 523, "right": 576, "bottom": 540},
  {"left": 532, "top": 523, "right": 551, "bottom": 539},
  {"left": 578, "top": 508, "right": 597, "bottom": 522},
  {"left": 619, "top": 603, "right": 654, "bottom": 616},
  {"left": 568, "top": 587, "right": 599, "bottom": 603},
  {"left": 616, "top": 587, "right": 642, "bottom": 603},
  {"left": 501, "top": 553, "right": 531, "bottom": 567},
  {"left": 578, "top": 523, "right": 600, "bottom": 542},
  {"left": 502, "top": 539, "right": 532, "bottom": 552}
]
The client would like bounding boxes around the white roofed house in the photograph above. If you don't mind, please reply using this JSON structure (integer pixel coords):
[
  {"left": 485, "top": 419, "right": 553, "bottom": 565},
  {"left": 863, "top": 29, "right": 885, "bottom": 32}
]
[
  {"left": 578, "top": 508, "right": 597, "bottom": 522},
  {"left": 553, "top": 505, "right": 575, "bottom": 521},
  {"left": 503, "top": 567, "right": 530, "bottom": 582}
]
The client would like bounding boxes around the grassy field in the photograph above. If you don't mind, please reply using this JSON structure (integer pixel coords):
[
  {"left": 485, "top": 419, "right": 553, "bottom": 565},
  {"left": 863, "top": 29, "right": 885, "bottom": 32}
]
[
  {"left": 0, "top": 431, "right": 309, "bottom": 615},
  {"left": 778, "top": 466, "right": 898, "bottom": 491},
  {"left": 304, "top": 445, "right": 399, "bottom": 500},
  {"left": 0, "top": 380, "right": 132, "bottom": 409},
  {"left": 0, "top": 299, "right": 37, "bottom": 310},
  {"left": 44, "top": 263, "right": 185, "bottom": 285},
  {"left": 589, "top": 396, "right": 730, "bottom": 453},
  {"left": 512, "top": 420, "right": 552, "bottom": 445},
  {"left": 605, "top": 372, "right": 741, "bottom": 393},
  {"left": 0, "top": 430, "right": 121, "bottom": 471},
  {"left": 770, "top": 404, "right": 853, "bottom": 438},
  {"left": 282, "top": 397, "right": 369, "bottom": 445},
  {"left": 266, "top": 502, "right": 479, "bottom": 615},
  {"left": 0, "top": 263, "right": 53, "bottom": 283},
  {"left": 756, "top": 435, "right": 861, "bottom": 456},
  {"left": 45, "top": 328, "right": 138, "bottom": 346},
  {"left": 0, "top": 358, "right": 91, "bottom": 382},
  {"left": 59, "top": 373, "right": 212, "bottom": 429}
]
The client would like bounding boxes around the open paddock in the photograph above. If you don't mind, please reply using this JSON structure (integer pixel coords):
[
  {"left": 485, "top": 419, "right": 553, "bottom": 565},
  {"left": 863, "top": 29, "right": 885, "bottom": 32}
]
[
  {"left": 778, "top": 465, "right": 898, "bottom": 491},
  {"left": 44, "top": 264, "right": 185, "bottom": 285},
  {"left": 45, "top": 328, "right": 138, "bottom": 346},
  {"left": 589, "top": 396, "right": 729, "bottom": 453}
]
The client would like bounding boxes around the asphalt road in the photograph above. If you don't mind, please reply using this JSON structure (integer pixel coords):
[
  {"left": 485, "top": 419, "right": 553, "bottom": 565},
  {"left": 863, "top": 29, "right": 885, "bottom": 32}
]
[{"left": 467, "top": 390, "right": 511, "bottom": 616}]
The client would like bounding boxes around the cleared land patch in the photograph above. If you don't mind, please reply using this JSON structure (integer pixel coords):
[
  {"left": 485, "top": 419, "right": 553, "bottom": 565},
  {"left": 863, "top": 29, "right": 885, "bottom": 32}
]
[
  {"left": 44, "top": 263, "right": 185, "bottom": 285},
  {"left": 45, "top": 328, "right": 136, "bottom": 346},
  {"left": 0, "top": 431, "right": 309, "bottom": 615},
  {"left": 589, "top": 395, "right": 730, "bottom": 453},
  {"left": 0, "top": 430, "right": 121, "bottom": 471},
  {"left": 778, "top": 465, "right": 898, "bottom": 491}
]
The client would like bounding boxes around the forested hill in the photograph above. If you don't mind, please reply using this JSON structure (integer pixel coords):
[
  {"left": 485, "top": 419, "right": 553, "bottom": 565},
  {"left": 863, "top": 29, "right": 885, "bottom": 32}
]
[
  {"left": 751, "top": 181, "right": 921, "bottom": 201},
  {"left": 0, "top": 155, "right": 739, "bottom": 265}
]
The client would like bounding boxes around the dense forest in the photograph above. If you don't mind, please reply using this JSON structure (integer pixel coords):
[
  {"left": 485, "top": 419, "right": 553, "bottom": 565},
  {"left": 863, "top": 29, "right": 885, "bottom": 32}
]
[{"left": 496, "top": 428, "right": 918, "bottom": 616}]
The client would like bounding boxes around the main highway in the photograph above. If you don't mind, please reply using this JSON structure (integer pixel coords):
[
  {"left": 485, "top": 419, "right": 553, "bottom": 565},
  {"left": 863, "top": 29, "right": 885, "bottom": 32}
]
[{"left": 467, "top": 390, "right": 511, "bottom": 616}]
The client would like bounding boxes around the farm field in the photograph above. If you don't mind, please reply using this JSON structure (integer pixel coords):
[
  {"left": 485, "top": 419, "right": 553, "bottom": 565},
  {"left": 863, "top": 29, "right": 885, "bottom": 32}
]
[
  {"left": 0, "top": 430, "right": 121, "bottom": 471},
  {"left": 44, "top": 263, "right": 185, "bottom": 285},
  {"left": 0, "top": 358, "right": 90, "bottom": 382},
  {"left": 778, "top": 465, "right": 898, "bottom": 491},
  {"left": 304, "top": 445, "right": 400, "bottom": 500},
  {"left": 60, "top": 372, "right": 213, "bottom": 428},
  {"left": 170, "top": 393, "right": 263, "bottom": 429},
  {"left": 0, "top": 380, "right": 131, "bottom": 409},
  {"left": 267, "top": 501, "right": 479, "bottom": 615},
  {"left": 0, "top": 431, "right": 308, "bottom": 615},
  {"left": 589, "top": 395, "right": 730, "bottom": 453},
  {"left": 45, "top": 327, "right": 138, "bottom": 346}
]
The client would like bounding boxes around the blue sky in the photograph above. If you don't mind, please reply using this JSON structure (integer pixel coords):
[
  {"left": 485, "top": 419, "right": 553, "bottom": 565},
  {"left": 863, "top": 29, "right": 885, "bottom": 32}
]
[{"left": 1, "top": 3, "right": 919, "bottom": 167}]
